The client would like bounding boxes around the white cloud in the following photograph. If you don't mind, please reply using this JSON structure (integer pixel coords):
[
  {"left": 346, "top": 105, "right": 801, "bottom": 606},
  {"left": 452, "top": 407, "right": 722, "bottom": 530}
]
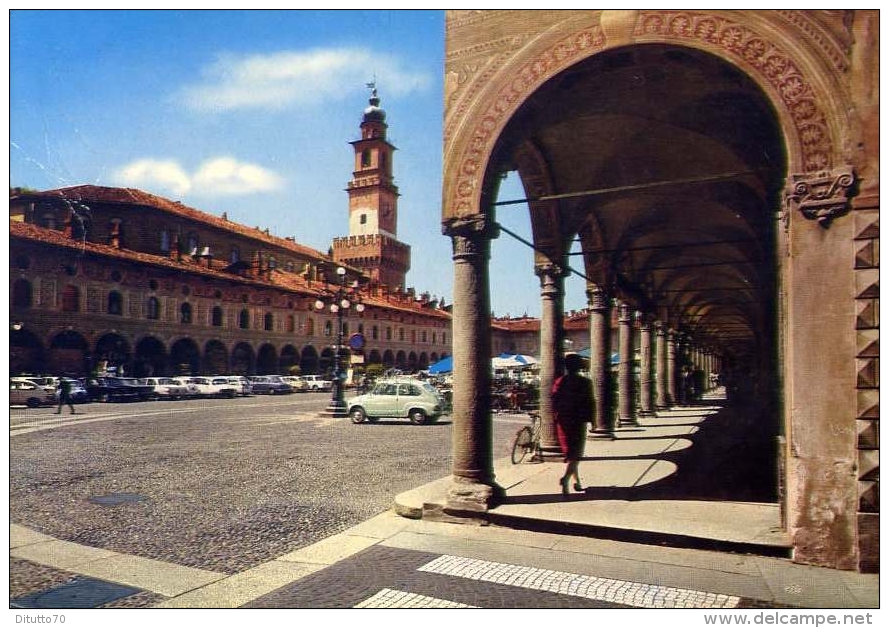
[
  {"left": 115, "top": 159, "right": 192, "bottom": 196},
  {"left": 114, "top": 157, "right": 284, "bottom": 197},
  {"left": 193, "top": 157, "right": 284, "bottom": 195},
  {"left": 177, "top": 47, "right": 432, "bottom": 112}
]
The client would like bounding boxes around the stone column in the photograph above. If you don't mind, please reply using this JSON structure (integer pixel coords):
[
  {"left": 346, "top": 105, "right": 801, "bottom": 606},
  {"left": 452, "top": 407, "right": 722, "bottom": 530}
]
[
  {"left": 667, "top": 329, "right": 678, "bottom": 406},
  {"left": 655, "top": 321, "right": 669, "bottom": 409},
  {"left": 536, "top": 263, "right": 564, "bottom": 454},
  {"left": 638, "top": 314, "right": 654, "bottom": 416},
  {"left": 617, "top": 302, "right": 638, "bottom": 427},
  {"left": 588, "top": 286, "right": 613, "bottom": 439},
  {"left": 442, "top": 215, "right": 503, "bottom": 513}
]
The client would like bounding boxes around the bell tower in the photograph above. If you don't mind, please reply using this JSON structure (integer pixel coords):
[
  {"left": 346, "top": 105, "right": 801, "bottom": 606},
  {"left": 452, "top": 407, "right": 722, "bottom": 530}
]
[{"left": 333, "top": 86, "right": 410, "bottom": 289}]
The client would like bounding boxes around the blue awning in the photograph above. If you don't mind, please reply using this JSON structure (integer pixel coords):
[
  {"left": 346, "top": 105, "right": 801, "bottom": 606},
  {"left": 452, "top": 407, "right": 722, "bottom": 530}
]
[{"left": 428, "top": 356, "right": 453, "bottom": 374}]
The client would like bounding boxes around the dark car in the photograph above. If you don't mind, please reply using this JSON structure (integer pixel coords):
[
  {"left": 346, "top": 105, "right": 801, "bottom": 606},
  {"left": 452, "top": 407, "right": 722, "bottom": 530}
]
[
  {"left": 86, "top": 377, "right": 154, "bottom": 402},
  {"left": 248, "top": 375, "right": 294, "bottom": 395}
]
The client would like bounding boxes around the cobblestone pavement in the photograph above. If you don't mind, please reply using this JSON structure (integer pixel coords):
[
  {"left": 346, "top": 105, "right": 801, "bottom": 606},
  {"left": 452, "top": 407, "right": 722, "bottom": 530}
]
[{"left": 9, "top": 395, "right": 523, "bottom": 606}]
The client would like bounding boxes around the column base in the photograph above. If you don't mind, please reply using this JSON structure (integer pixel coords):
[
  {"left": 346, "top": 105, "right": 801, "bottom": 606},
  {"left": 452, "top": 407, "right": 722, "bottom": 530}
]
[
  {"left": 588, "top": 429, "right": 615, "bottom": 440},
  {"left": 618, "top": 416, "right": 639, "bottom": 427},
  {"left": 638, "top": 410, "right": 656, "bottom": 417},
  {"left": 445, "top": 477, "right": 504, "bottom": 514}
]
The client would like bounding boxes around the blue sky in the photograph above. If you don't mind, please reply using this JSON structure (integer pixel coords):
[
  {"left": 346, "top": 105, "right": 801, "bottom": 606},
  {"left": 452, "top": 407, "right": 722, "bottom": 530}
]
[{"left": 9, "top": 9, "right": 589, "bottom": 318}]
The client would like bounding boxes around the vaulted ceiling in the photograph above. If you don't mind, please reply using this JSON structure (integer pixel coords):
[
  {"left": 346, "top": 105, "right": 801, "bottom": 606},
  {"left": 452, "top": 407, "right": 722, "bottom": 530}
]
[{"left": 491, "top": 44, "right": 786, "bottom": 361}]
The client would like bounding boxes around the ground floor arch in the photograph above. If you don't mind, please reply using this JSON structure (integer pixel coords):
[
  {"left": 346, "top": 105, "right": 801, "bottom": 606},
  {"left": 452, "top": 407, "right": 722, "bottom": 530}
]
[
  {"left": 134, "top": 336, "right": 167, "bottom": 377},
  {"left": 204, "top": 339, "right": 228, "bottom": 374},
  {"left": 257, "top": 343, "right": 278, "bottom": 374},
  {"left": 231, "top": 342, "right": 254, "bottom": 375},
  {"left": 170, "top": 337, "right": 200, "bottom": 375},
  {"left": 94, "top": 333, "right": 131, "bottom": 376},
  {"left": 300, "top": 345, "right": 319, "bottom": 374},
  {"left": 11, "top": 328, "right": 45, "bottom": 375}
]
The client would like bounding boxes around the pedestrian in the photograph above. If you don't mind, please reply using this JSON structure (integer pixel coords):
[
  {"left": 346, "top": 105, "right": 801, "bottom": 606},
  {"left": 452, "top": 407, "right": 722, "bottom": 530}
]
[
  {"left": 55, "top": 378, "right": 75, "bottom": 415},
  {"left": 552, "top": 353, "right": 592, "bottom": 496}
]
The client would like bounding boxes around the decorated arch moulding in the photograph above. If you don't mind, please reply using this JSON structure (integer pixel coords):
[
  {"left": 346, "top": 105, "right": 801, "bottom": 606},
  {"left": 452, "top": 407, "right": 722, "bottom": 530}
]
[{"left": 443, "top": 9, "right": 848, "bottom": 223}]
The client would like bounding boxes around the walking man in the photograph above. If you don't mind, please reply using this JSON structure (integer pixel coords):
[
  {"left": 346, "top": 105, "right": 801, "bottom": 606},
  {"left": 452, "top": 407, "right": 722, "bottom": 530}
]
[{"left": 55, "top": 378, "right": 76, "bottom": 414}]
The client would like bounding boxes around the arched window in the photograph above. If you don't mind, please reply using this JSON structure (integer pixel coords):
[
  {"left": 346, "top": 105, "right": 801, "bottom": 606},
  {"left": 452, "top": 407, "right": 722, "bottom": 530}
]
[
  {"left": 239, "top": 309, "right": 250, "bottom": 329},
  {"left": 361, "top": 149, "right": 371, "bottom": 168},
  {"left": 230, "top": 247, "right": 240, "bottom": 263},
  {"left": 399, "top": 328, "right": 405, "bottom": 341},
  {"left": 12, "top": 279, "right": 32, "bottom": 308},
  {"left": 386, "top": 326, "right": 392, "bottom": 340},
  {"left": 286, "top": 315, "right": 295, "bottom": 333},
  {"left": 211, "top": 306, "right": 223, "bottom": 327},
  {"left": 180, "top": 302, "right": 192, "bottom": 324},
  {"left": 186, "top": 233, "right": 199, "bottom": 256},
  {"left": 342, "top": 321, "right": 349, "bottom": 336},
  {"left": 305, "top": 318, "right": 314, "bottom": 336},
  {"left": 147, "top": 297, "right": 160, "bottom": 320},
  {"left": 324, "top": 320, "right": 333, "bottom": 337},
  {"left": 372, "top": 325, "right": 379, "bottom": 340},
  {"left": 421, "top": 330, "right": 427, "bottom": 343},
  {"left": 108, "top": 291, "right": 123, "bottom": 315},
  {"left": 264, "top": 312, "right": 274, "bottom": 331},
  {"left": 61, "top": 285, "right": 80, "bottom": 312}
]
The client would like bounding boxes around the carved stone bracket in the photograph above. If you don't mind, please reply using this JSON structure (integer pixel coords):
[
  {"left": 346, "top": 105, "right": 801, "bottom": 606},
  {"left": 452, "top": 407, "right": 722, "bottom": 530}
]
[{"left": 786, "top": 167, "right": 856, "bottom": 228}]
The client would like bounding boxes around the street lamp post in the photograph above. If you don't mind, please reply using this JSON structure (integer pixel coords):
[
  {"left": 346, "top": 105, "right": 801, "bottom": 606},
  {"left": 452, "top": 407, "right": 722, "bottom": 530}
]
[{"left": 316, "top": 267, "right": 364, "bottom": 417}]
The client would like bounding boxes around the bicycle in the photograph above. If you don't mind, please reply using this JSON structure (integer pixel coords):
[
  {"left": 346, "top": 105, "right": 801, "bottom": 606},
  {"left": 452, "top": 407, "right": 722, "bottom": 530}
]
[{"left": 511, "top": 410, "right": 542, "bottom": 464}]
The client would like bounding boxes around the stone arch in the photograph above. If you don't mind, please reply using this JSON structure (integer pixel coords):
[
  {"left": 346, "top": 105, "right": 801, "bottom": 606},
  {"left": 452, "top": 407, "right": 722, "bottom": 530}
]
[
  {"left": 10, "top": 327, "right": 45, "bottom": 375},
  {"left": 94, "top": 333, "right": 132, "bottom": 376},
  {"left": 232, "top": 342, "right": 254, "bottom": 375},
  {"left": 300, "top": 345, "right": 319, "bottom": 374},
  {"left": 170, "top": 337, "right": 200, "bottom": 375},
  {"left": 204, "top": 339, "right": 228, "bottom": 374},
  {"left": 134, "top": 336, "right": 167, "bottom": 377},
  {"left": 256, "top": 343, "right": 278, "bottom": 374},
  {"left": 443, "top": 9, "right": 849, "bottom": 222},
  {"left": 280, "top": 344, "right": 300, "bottom": 373}
]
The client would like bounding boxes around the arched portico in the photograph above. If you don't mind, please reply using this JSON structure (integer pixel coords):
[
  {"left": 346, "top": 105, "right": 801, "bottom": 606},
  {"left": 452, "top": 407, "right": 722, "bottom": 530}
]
[{"left": 443, "top": 10, "right": 874, "bottom": 571}]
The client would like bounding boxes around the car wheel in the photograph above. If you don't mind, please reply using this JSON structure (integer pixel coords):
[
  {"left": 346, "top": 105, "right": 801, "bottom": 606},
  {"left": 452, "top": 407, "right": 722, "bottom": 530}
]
[
  {"left": 409, "top": 409, "right": 427, "bottom": 425},
  {"left": 26, "top": 397, "right": 42, "bottom": 408},
  {"left": 350, "top": 407, "right": 367, "bottom": 424}
]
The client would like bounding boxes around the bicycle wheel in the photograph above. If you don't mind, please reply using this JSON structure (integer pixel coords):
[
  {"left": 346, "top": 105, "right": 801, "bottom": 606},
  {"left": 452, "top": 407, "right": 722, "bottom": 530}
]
[{"left": 511, "top": 426, "right": 534, "bottom": 464}]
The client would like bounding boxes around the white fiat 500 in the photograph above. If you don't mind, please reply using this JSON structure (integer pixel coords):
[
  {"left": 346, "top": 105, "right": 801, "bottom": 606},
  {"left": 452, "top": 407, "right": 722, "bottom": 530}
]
[{"left": 345, "top": 378, "right": 445, "bottom": 425}]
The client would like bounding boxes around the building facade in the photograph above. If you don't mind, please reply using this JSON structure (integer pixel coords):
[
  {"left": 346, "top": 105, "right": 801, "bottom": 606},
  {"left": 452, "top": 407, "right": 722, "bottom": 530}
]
[{"left": 9, "top": 92, "right": 451, "bottom": 380}]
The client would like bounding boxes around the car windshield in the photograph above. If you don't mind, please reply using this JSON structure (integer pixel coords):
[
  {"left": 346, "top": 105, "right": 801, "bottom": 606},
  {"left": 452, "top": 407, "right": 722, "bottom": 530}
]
[
  {"left": 212, "top": 379, "right": 228, "bottom": 384},
  {"left": 158, "top": 378, "right": 177, "bottom": 384}
]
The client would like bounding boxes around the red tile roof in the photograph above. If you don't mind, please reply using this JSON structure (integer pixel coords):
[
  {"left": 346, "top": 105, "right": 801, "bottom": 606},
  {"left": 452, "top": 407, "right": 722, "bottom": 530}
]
[{"left": 14, "top": 184, "right": 332, "bottom": 264}]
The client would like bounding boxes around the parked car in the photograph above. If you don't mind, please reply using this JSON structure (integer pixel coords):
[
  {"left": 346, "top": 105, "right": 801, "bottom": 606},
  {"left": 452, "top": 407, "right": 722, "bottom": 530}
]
[
  {"left": 187, "top": 377, "right": 238, "bottom": 398},
  {"left": 169, "top": 377, "right": 202, "bottom": 398},
  {"left": 10, "top": 379, "right": 56, "bottom": 408},
  {"left": 226, "top": 376, "right": 253, "bottom": 396},
  {"left": 280, "top": 376, "right": 308, "bottom": 392},
  {"left": 345, "top": 377, "right": 446, "bottom": 425},
  {"left": 248, "top": 375, "right": 294, "bottom": 395},
  {"left": 86, "top": 377, "right": 154, "bottom": 402},
  {"left": 300, "top": 375, "right": 333, "bottom": 391},
  {"left": 139, "top": 377, "right": 190, "bottom": 400},
  {"left": 56, "top": 377, "right": 90, "bottom": 403}
]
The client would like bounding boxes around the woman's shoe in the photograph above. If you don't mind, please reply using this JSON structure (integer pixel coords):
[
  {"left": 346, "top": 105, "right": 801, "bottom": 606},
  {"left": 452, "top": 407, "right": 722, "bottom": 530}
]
[
  {"left": 573, "top": 482, "right": 583, "bottom": 492},
  {"left": 559, "top": 477, "right": 569, "bottom": 496}
]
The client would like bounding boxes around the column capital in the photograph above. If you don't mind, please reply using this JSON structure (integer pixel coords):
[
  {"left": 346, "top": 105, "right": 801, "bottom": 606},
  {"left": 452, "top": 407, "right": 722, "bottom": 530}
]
[
  {"left": 654, "top": 320, "right": 667, "bottom": 335},
  {"left": 442, "top": 214, "right": 499, "bottom": 260},
  {"left": 533, "top": 261, "right": 565, "bottom": 279},
  {"left": 586, "top": 286, "right": 611, "bottom": 312},
  {"left": 617, "top": 301, "right": 633, "bottom": 322}
]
